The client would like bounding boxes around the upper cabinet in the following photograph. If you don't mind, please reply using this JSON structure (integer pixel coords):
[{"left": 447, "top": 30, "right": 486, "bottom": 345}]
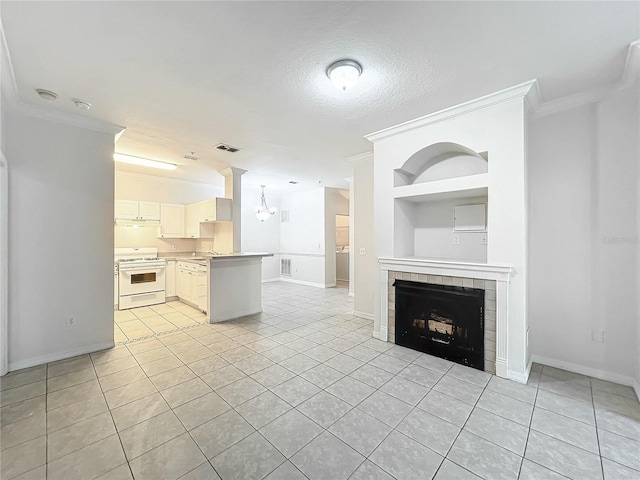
[
  {"left": 185, "top": 198, "right": 231, "bottom": 238},
  {"left": 159, "top": 203, "right": 185, "bottom": 238},
  {"left": 117, "top": 197, "right": 230, "bottom": 238},
  {"left": 200, "top": 198, "right": 232, "bottom": 222},
  {"left": 115, "top": 200, "right": 160, "bottom": 221}
]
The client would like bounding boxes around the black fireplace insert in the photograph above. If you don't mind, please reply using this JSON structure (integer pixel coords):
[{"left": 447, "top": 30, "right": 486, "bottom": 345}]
[{"left": 394, "top": 280, "right": 484, "bottom": 370}]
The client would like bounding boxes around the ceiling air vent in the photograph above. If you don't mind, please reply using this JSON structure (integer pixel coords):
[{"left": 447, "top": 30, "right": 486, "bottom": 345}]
[
  {"left": 184, "top": 152, "right": 199, "bottom": 161},
  {"left": 215, "top": 143, "right": 240, "bottom": 153}
]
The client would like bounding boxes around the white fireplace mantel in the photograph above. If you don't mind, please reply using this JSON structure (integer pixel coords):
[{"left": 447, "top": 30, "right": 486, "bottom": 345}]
[{"left": 379, "top": 257, "right": 514, "bottom": 379}]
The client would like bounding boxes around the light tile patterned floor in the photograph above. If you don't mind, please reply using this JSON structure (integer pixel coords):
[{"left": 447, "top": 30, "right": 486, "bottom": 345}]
[
  {"left": 114, "top": 301, "right": 208, "bottom": 343},
  {"left": 2, "top": 281, "right": 639, "bottom": 480}
]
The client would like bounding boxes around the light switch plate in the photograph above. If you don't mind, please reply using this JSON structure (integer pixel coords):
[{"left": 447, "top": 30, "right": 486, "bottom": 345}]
[
  {"left": 359, "top": 248, "right": 366, "bottom": 255},
  {"left": 453, "top": 235, "right": 460, "bottom": 245}
]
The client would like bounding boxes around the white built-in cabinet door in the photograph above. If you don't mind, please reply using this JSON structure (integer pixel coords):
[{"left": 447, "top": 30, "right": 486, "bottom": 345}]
[
  {"left": 115, "top": 200, "right": 139, "bottom": 220},
  {"left": 166, "top": 261, "right": 176, "bottom": 297},
  {"left": 115, "top": 200, "right": 160, "bottom": 221},
  {"left": 186, "top": 203, "right": 201, "bottom": 238},
  {"left": 138, "top": 201, "right": 160, "bottom": 221},
  {"left": 159, "top": 204, "right": 185, "bottom": 238},
  {"left": 177, "top": 265, "right": 189, "bottom": 299},
  {"left": 197, "top": 272, "right": 207, "bottom": 312}
]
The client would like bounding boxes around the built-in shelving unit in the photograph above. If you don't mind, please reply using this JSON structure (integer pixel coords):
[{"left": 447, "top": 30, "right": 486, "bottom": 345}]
[{"left": 394, "top": 173, "right": 488, "bottom": 203}]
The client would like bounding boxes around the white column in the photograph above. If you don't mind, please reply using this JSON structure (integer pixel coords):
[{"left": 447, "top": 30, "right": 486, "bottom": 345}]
[
  {"left": 219, "top": 167, "right": 247, "bottom": 253},
  {"left": 495, "top": 280, "right": 510, "bottom": 377}
]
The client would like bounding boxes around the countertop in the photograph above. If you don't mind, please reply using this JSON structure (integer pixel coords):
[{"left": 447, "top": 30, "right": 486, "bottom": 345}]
[{"left": 159, "top": 252, "right": 273, "bottom": 262}]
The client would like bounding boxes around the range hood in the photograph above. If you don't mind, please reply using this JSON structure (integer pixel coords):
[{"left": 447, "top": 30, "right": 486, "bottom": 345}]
[{"left": 114, "top": 219, "right": 161, "bottom": 227}]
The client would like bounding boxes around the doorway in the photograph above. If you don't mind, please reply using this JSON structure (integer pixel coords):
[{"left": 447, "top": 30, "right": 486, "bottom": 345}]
[
  {"left": 336, "top": 214, "right": 350, "bottom": 288},
  {"left": 1, "top": 153, "right": 8, "bottom": 375}
]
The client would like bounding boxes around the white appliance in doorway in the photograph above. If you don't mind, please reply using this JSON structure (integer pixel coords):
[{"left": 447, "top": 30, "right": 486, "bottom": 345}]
[{"left": 115, "top": 247, "right": 166, "bottom": 310}]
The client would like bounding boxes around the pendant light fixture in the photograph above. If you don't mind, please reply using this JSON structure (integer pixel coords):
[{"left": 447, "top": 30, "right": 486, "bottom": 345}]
[
  {"left": 327, "top": 59, "right": 362, "bottom": 91},
  {"left": 255, "top": 185, "right": 277, "bottom": 221}
]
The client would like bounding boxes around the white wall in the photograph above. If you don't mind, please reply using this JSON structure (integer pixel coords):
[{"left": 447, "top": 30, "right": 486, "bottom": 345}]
[
  {"left": 412, "top": 196, "right": 488, "bottom": 262},
  {"left": 353, "top": 155, "right": 375, "bottom": 317},
  {"left": 241, "top": 184, "right": 281, "bottom": 281},
  {"left": 529, "top": 86, "right": 639, "bottom": 386},
  {"left": 6, "top": 110, "right": 117, "bottom": 369},
  {"left": 279, "top": 187, "right": 327, "bottom": 287}
]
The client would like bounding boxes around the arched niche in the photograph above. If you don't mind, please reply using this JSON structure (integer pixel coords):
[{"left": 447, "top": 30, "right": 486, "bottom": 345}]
[{"left": 394, "top": 142, "right": 488, "bottom": 187}]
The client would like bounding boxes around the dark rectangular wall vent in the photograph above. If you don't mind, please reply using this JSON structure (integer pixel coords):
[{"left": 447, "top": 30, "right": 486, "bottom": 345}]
[{"left": 215, "top": 143, "right": 240, "bottom": 153}]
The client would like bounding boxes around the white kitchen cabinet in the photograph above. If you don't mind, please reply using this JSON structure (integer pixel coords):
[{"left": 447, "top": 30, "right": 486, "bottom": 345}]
[
  {"left": 197, "top": 271, "right": 207, "bottom": 312},
  {"left": 185, "top": 198, "right": 231, "bottom": 238},
  {"left": 185, "top": 203, "right": 202, "bottom": 238},
  {"left": 177, "top": 264, "right": 189, "bottom": 299},
  {"left": 115, "top": 200, "right": 160, "bottom": 221},
  {"left": 159, "top": 204, "right": 185, "bottom": 238},
  {"left": 165, "top": 260, "right": 176, "bottom": 297},
  {"left": 200, "top": 198, "right": 232, "bottom": 222}
]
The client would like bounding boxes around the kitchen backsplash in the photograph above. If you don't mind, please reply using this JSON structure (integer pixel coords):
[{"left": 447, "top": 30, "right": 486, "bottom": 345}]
[{"left": 114, "top": 226, "right": 203, "bottom": 253}]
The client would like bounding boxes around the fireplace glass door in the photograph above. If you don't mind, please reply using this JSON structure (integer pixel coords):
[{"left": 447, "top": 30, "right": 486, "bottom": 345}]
[{"left": 394, "top": 280, "right": 484, "bottom": 370}]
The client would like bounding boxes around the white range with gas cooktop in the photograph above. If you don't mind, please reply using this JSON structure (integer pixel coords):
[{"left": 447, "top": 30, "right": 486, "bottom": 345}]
[{"left": 115, "top": 247, "right": 166, "bottom": 310}]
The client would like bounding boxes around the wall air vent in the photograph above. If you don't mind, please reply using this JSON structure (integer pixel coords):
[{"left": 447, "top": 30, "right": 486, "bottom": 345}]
[
  {"left": 215, "top": 143, "right": 240, "bottom": 153},
  {"left": 281, "top": 258, "right": 292, "bottom": 276}
]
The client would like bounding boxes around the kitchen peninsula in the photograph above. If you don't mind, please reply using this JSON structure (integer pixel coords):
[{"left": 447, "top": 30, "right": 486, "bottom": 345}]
[{"left": 207, "top": 253, "right": 273, "bottom": 322}]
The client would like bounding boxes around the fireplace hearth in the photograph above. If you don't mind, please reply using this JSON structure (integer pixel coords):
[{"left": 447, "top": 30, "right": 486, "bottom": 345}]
[{"left": 394, "top": 279, "right": 485, "bottom": 370}]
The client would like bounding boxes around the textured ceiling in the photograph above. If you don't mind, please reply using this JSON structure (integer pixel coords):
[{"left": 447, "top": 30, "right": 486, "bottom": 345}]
[{"left": 1, "top": 1, "right": 638, "bottom": 191}]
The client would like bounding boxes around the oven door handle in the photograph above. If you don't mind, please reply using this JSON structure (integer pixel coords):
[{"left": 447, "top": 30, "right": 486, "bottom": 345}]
[{"left": 119, "top": 267, "right": 165, "bottom": 273}]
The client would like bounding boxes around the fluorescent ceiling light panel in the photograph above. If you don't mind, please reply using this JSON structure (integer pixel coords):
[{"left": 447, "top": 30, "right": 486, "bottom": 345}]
[{"left": 114, "top": 153, "right": 177, "bottom": 170}]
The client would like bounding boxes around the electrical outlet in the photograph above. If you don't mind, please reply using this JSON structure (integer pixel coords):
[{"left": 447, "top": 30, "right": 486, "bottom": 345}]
[
  {"left": 359, "top": 248, "right": 366, "bottom": 255},
  {"left": 482, "top": 235, "right": 487, "bottom": 245},
  {"left": 172, "top": 244, "right": 177, "bottom": 250},
  {"left": 453, "top": 235, "right": 460, "bottom": 245},
  {"left": 65, "top": 316, "right": 76, "bottom": 327}
]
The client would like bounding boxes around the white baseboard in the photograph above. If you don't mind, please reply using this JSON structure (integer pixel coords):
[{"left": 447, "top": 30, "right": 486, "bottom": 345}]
[
  {"left": 279, "top": 277, "right": 326, "bottom": 289},
  {"left": 353, "top": 310, "right": 374, "bottom": 321},
  {"left": 325, "top": 282, "right": 337, "bottom": 288},
  {"left": 507, "top": 358, "right": 532, "bottom": 384},
  {"left": 9, "top": 340, "right": 116, "bottom": 372},
  {"left": 531, "top": 354, "right": 637, "bottom": 388},
  {"left": 373, "top": 330, "right": 381, "bottom": 339},
  {"left": 262, "top": 278, "right": 281, "bottom": 283}
]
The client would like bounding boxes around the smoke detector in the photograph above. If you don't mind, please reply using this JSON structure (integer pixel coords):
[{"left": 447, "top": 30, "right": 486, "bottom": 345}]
[
  {"left": 73, "top": 99, "right": 91, "bottom": 110},
  {"left": 215, "top": 143, "right": 240, "bottom": 153},
  {"left": 184, "top": 152, "right": 199, "bottom": 161},
  {"left": 35, "top": 89, "right": 58, "bottom": 101}
]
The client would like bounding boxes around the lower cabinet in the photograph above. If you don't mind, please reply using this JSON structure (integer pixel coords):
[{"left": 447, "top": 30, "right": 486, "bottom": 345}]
[
  {"left": 177, "top": 261, "right": 207, "bottom": 312},
  {"left": 166, "top": 261, "right": 176, "bottom": 297}
]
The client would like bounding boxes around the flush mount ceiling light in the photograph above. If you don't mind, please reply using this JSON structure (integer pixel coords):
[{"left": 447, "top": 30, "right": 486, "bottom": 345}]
[
  {"left": 255, "top": 185, "right": 277, "bottom": 222},
  {"left": 326, "top": 59, "right": 362, "bottom": 91},
  {"left": 35, "top": 88, "right": 59, "bottom": 101},
  {"left": 114, "top": 153, "right": 177, "bottom": 171}
]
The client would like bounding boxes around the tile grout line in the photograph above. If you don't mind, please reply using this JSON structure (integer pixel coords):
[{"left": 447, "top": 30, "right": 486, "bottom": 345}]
[
  {"left": 88, "top": 351, "right": 135, "bottom": 480},
  {"left": 518, "top": 376, "right": 540, "bottom": 479}
]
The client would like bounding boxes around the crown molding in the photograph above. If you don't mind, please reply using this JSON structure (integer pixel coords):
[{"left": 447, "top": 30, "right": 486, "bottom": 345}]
[
  {"left": 0, "top": 19, "right": 18, "bottom": 108},
  {"left": 365, "top": 80, "right": 538, "bottom": 143},
  {"left": 346, "top": 151, "right": 373, "bottom": 164},
  {"left": 219, "top": 167, "right": 247, "bottom": 177},
  {"left": 621, "top": 39, "right": 640, "bottom": 88}
]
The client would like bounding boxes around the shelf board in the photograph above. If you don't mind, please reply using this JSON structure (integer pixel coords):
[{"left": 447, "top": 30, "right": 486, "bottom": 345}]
[{"left": 394, "top": 173, "right": 488, "bottom": 202}]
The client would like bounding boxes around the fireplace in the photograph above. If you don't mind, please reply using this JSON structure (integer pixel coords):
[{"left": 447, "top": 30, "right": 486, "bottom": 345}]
[{"left": 394, "top": 279, "right": 485, "bottom": 370}]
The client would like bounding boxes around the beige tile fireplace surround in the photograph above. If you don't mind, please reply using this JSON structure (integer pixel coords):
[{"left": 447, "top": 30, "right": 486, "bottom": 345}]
[
  {"left": 379, "top": 258, "right": 513, "bottom": 379},
  {"left": 386, "top": 270, "right": 497, "bottom": 374}
]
